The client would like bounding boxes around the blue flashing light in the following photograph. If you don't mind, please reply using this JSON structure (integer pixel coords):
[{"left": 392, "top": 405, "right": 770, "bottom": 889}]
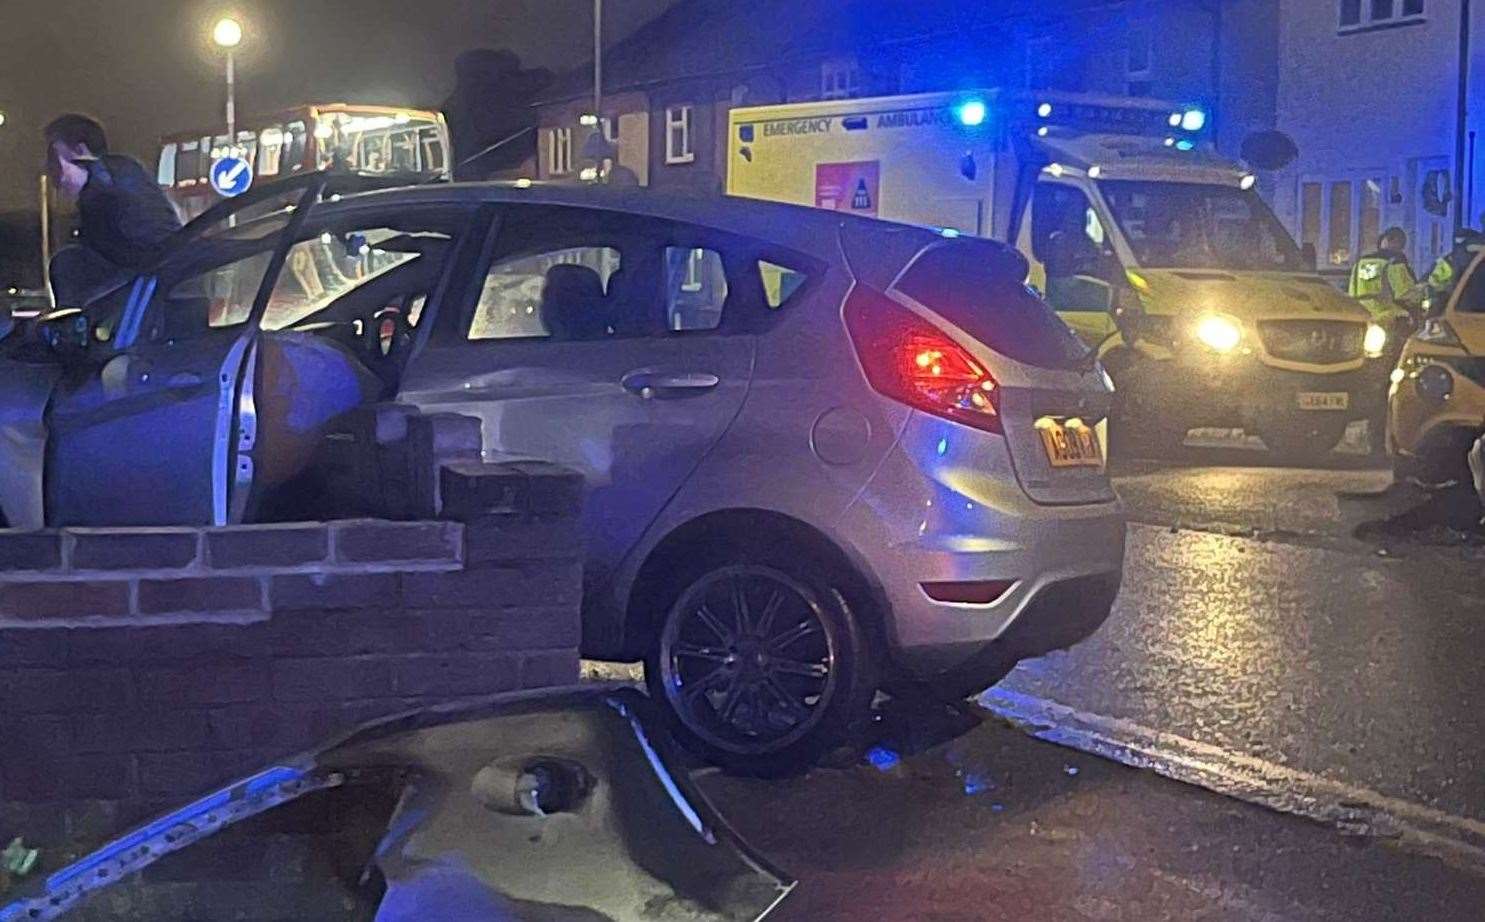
[
  {"left": 1175, "top": 139, "right": 1196, "bottom": 152},
  {"left": 1180, "top": 109, "right": 1207, "bottom": 132},
  {"left": 956, "top": 99, "right": 988, "bottom": 127},
  {"left": 866, "top": 746, "right": 901, "bottom": 772},
  {"left": 1037, "top": 102, "right": 1053, "bottom": 118}
]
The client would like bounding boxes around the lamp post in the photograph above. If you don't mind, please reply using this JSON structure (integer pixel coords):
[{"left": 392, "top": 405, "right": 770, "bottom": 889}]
[{"left": 213, "top": 17, "right": 243, "bottom": 154}]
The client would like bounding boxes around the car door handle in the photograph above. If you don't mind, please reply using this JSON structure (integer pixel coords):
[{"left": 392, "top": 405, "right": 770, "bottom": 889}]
[
  {"left": 621, "top": 371, "right": 721, "bottom": 399},
  {"left": 164, "top": 372, "right": 204, "bottom": 390}
]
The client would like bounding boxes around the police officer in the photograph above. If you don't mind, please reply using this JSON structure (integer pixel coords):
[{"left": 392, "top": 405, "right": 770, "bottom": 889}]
[
  {"left": 1423, "top": 220, "right": 1485, "bottom": 314},
  {"left": 1350, "top": 226, "right": 1427, "bottom": 324}
]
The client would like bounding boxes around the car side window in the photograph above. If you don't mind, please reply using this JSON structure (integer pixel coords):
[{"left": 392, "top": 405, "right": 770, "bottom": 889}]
[
  {"left": 468, "top": 246, "right": 621, "bottom": 341},
  {"left": 758, "top": 260, "right": 808, "bottom": 309},
  {"left": 263, "top": 228, "right": 427, "bottom": 331},
  {"left": 665, "top": 247, "right": 728, "bottom": 331},
  {"left": 162, "top": 247, "right": 279, "bottom": 333}
]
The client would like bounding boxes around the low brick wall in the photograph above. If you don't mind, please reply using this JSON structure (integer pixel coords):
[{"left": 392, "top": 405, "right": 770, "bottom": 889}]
[{"left": 0, "top": 463, "right": 584, "bottom": 857}]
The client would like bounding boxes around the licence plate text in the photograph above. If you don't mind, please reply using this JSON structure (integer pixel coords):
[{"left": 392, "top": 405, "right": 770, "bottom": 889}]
[
  {"left": 1296, "top": 392, "right": 1349, "bottom": 411},
  {"left": 1037, "top": 419, "right": 1103, "bottom": 468}
]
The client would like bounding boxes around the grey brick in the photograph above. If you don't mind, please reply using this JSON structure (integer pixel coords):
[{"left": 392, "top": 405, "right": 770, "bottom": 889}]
[
  {"left": 402, "top": 562, "right": 582, "bottom": 609},
  {"left": 267, "top": 610, "right": 425, "bottom": 657},
  {"left": 135, "top": 664, "right": 268, "bottom": 706},
  {"left": 0, "top": 580, "right": 131, "bottom": 619},
  {"left": 136, "top": 751, "right": 259, "bottom": 799},
  {"left": 5, "top": 754, "right": 135, "bottom": 802},
  {"left": 463, "top": 515, "right": 582, "bottom": 564},
  {"left": 521, "top": 650, "right": 581, "bottom": 687},
  {"left": 206, "top": 525, "right": 330, "bottom": 569},
  {"left": 68, "top": 528, "right": 200, "bottom": 571},
  {"left": 1, "top": 667, "right": 133, "bottom": 715},
  {"left": 332, "top": 520, "right": 462, "bottom": 564},
  {"left": 269, "top": 572, "right": 401, "bottom": 611},
  {"left": 389, "top": 653, "right": 520, "bottom": 697},
  {"left": 272, "top": 657, "right": 396, "bottom": 702},
  {"left": 137, "top": 576, "right": 263, "bottom": 614},
  {"left": 425, "top": 606, "right": 582, "bottom": 652},
  {"left": 0, "top": 531, "right": 62, "bottom": 571}
]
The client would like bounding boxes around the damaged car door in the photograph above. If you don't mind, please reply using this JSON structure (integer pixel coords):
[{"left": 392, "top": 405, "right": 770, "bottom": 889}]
[{"left": 43, "top": 181, "right": 321, "bottom": 526}]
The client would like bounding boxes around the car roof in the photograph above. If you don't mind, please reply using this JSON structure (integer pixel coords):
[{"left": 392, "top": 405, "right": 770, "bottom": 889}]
[{"left": 313, "top": 180, "right": 944, "bottom": 262}]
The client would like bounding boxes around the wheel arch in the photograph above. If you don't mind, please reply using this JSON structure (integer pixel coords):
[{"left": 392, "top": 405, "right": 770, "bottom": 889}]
[{"left": 618, "top": 507, "right": 890, "bottom": 662}]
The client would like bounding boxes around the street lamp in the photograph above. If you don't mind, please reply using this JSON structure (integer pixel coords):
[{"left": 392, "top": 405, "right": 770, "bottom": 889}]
[{"left": 213, "top": 17, "right": 243, "bottom": 155}]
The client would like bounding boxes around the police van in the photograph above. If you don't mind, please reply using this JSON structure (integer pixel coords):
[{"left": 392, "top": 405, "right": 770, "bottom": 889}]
[{"left": 727, "top": 90, "right": 1388, "bottom": 462}]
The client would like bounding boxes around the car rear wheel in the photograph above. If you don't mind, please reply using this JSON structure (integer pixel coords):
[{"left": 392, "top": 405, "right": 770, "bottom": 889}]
[{"left": 645, "top": 553, "right": 876, "bottom": 776}]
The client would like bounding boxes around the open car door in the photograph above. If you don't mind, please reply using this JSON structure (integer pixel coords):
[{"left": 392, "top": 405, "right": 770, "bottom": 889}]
[{"left": 43, "top": 177, "right": 326, "bottom": 526}]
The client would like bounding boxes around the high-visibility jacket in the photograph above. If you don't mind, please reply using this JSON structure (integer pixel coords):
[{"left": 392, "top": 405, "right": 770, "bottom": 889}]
[
  {"left": 1349, "top": 248, "right": 1424, "bottom": 318},
  {"left": 1425, "top": 233, "right": 1484, "bottom": 306}
]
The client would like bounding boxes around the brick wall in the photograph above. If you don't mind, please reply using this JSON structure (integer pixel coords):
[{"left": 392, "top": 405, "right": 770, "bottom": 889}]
[{"left": 0, "top": 462, "right": 584, "bottom": 859}]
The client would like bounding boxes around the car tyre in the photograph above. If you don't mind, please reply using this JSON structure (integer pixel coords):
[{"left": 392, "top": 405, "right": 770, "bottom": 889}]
[{"left": 644, "top": 545, "right": 878, "bottom": 777}]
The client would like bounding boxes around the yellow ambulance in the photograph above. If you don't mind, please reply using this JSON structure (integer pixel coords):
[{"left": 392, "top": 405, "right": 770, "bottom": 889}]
[{"left": 727, "top": 90, "right": 1389, "bottom": 462}]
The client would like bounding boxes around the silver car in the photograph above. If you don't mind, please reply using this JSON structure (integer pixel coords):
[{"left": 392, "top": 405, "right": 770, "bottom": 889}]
[{"left": 1, "top": 178, "right": 1125, "bottom": 773}]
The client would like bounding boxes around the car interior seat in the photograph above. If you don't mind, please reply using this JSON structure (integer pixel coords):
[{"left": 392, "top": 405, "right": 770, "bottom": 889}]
[{"left": 539, "top": 264, "right": 608, "bottom": 340}]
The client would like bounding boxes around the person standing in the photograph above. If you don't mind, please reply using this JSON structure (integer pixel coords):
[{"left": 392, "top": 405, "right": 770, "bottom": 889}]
[
  {"left": 43, "top": 114, "right": 182, "bottom": 306},
  {"left": 1424, "top": 221, "right": 1485, "bottom": 314},
  {"left": 1349, "top": 226, "right": 1427, "bottom": 324}
]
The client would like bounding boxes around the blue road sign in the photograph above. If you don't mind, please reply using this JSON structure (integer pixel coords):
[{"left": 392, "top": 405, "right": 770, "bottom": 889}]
[{"left": 210, "top": 156, "right": 253, "bottom": 198}]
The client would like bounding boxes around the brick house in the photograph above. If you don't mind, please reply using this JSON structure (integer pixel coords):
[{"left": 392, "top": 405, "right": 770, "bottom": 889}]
[{"left": 530, "top": 0, "right": 1280, "bottom": 196}]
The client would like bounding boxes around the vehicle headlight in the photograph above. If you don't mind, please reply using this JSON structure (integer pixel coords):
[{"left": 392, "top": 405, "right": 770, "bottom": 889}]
[
  {"left": 1363, "top": 322, "right": 1388, "bottom": 358},
  {"left": 1194, "top": 313, "right": 1242, "bottom": 353}
]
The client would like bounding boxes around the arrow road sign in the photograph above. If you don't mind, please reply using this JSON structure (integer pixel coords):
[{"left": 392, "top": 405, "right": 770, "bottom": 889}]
[{"left": 210, "top": 156, "right": 253, "bottom": 198}]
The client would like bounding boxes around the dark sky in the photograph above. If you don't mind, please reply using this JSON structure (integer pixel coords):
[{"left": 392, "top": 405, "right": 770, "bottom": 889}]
[{"left": 0, "top": 0, "right": 675, "bottom": 212}]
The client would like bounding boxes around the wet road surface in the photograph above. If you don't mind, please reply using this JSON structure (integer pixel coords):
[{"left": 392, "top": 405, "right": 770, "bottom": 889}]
[
  {"left": 997, "top": 453, "right": 1485, "bottom": 845},
  {"left": 704, "top": 716, "right": 1485, "bottom": 921}
]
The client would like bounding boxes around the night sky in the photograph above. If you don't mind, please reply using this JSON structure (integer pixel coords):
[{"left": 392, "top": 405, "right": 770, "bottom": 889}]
[{"left": 0, "top": 0, "right": 675, "bottom": 212}]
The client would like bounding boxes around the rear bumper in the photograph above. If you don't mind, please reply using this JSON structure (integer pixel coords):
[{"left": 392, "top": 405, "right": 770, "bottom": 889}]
[{"left": 834, "top": 416, "right": 1126, "bottom": 679}]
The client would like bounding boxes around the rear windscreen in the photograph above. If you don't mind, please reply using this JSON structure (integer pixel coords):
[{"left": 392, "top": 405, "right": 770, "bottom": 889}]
[{"left": 895, "top": 242, "right": 1092, "bottom": 371}]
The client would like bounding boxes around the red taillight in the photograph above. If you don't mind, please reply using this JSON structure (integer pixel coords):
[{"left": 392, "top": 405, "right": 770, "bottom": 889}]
[
  {"left": 921, "top": 580, "right": 1017, "bottom": 605},
  {"left": 844, "top": 286, "right": 1002, "bottom": 433}
]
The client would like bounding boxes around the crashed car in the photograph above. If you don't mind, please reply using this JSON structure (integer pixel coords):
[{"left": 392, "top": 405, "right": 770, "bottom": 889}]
[
  {"left": 0, "top": 175, "right": 1125, "bottom": 773},
  {"left": 0, "top": 686, "right": 793, "bottom": 922}
]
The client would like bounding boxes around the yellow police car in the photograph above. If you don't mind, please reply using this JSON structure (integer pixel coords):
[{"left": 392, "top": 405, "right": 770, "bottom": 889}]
[{"left": 1388, "top": 251, "right": 1485, "bottom": 482}]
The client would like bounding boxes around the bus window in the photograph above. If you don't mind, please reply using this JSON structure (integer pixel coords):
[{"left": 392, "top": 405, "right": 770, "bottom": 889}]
[
  {"left": 176, "top": 141, "right": 201, "bottom": 187},
  {"left": 198, "top": 137, "right": 212, "bottom": 183},
  {"left": 235, "top": 130, "right": 259, "bottom": 170},
  {"left": 157, "top": 144, "right": 177, "bottom": 187},
  {"left": 421, "top": 128, "right": 447, "bottom": 173},
  {"left": 259, "top": 125, "right": 285, "bottom": 177},
  {"left": 284, "top": 122, "right": 308, "bottom": 173}
]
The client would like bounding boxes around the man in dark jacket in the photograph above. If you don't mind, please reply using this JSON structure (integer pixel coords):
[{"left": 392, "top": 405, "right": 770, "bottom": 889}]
[{"left": 43, "top": 114, "right": 182, "bottom": 306}]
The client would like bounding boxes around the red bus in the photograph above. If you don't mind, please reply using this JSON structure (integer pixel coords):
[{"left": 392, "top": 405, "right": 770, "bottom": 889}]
[{"left": 156, "top": 103, "right": 449, "bottom": 221}]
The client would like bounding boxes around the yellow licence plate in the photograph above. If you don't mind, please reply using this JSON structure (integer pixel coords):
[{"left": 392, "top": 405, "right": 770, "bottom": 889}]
[
  {"left": 1296, "top": 392, "right": 1349, "bottom": 411},
  {"left": 1038, "top": 419, "right": 1103, "bottom": 468}
]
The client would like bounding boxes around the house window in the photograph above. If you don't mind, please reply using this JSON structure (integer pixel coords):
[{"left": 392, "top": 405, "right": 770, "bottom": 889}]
[
  {"left": 547, "top": 127, "right": 572, "bottom": 176},
  {"left": 665, "top": 105, "right": 695, "bottom": 165},
  {"left": 1340, "top": 0, "right": 1423, "bottom": 31},
  {"left": 821, "top": 60, "right": 861, "bottom": 100}
]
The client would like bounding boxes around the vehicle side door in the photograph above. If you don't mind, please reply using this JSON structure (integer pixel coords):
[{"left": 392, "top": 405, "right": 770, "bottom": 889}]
[
  {"left": 398, "top": 207, "right": 756, "bottom": 595},
  {"left": 1019, "top": 179, "right": 1122, "bottom": 350},
  {"left": 1444, "top": 249, "right": 1485, "bottom": 354},
  {"left": 44, "top": 188, "right": 314, "bottom": 526}
]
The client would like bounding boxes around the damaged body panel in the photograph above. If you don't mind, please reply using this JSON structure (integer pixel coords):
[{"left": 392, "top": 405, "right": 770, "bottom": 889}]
[{"left": 0, "top": 687, "right": 794, "bottom": 922}]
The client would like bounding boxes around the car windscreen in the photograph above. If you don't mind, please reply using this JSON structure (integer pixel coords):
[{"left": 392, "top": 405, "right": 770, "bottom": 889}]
[
  {"left": 1099, "top": 180, "right": 1306, "bottom": 272},
  {"left": 894, "top": 241, "right": 1093, "bottom": 371}
]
